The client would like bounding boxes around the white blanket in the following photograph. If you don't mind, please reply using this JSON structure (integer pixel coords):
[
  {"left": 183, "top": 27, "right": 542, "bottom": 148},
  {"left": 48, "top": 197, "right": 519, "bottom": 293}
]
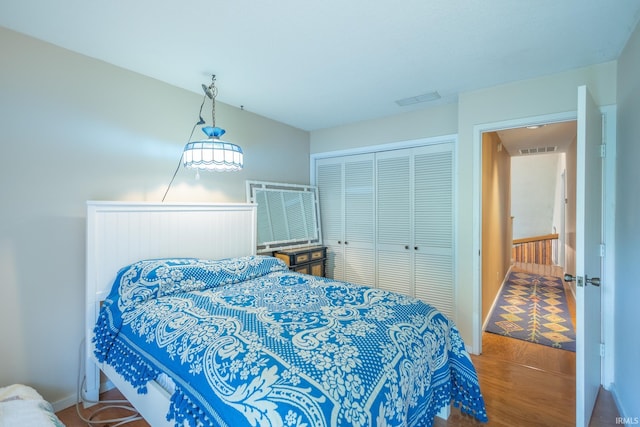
[{"left": 0, "top": 384, "right": 65, "bottom": 427}]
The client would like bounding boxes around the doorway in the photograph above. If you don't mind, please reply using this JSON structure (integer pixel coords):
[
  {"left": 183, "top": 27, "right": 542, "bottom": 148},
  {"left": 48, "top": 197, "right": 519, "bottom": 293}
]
[
  {"left": 479, "top": 119, "right": 578, "bottom": 369},
  {"left": 481, "top": 120, "right": 577, "bottom": 326},
  {"left": 471, "top": 103, "right": 617, "bottom": 426}
]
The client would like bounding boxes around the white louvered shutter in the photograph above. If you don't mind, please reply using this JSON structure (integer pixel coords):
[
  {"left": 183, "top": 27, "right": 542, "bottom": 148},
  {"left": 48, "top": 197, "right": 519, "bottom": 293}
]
[
  {"left": 344, "top": 156, "right": 375, "bottom": 286},
  {"left": 413, "top": 143, "right": 455, "bottom": 319},
  {"left": 316, "top": 160, "right": 344, "bottom": 280},
  {"left": 376, "top": 150, "right": 412, "bottom": 295}
]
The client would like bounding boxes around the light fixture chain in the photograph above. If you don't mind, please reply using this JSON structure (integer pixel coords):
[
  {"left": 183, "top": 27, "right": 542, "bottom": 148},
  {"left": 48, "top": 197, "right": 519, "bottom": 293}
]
[{"left": 210, "top": 75, "right": 217, "bottom": 128}]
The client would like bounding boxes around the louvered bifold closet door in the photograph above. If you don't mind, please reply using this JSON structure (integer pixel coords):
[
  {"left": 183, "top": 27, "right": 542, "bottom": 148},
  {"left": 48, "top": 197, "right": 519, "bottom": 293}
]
[
  {"left": 376, "top": 150, "right": 412, "bottom": 295},
  {"left": 343, "top": 156, "right": 375, "bottom": 286},
  {"left": 413, "top": 143, "right": 455, "bottom": 319},
  {"left": 316, "top": 159, "right": 344, "bottom": 280}
]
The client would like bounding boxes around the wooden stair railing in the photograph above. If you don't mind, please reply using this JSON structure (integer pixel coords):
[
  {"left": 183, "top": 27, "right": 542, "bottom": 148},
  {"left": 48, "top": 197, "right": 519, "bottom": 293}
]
[{"left": 512, "top": 233, "right": 559, "bottom": 265}]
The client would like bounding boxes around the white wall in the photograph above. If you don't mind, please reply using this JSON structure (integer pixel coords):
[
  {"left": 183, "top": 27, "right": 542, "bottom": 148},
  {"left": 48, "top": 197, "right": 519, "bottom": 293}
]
[
  {"left": 614, "top": 18, "right": 640, "bottom": 420},
  {"left": 553, "top": 153, "right": 567, "bottom": 266},
  {"left": 511, "top": 153, "right": 563, "bottom": 239},
  {"left": 310, "top": 102, "right": 458, "bottom": 153},
  {"left": 0, "top": 27, "right": 310, "bottom": 407}
]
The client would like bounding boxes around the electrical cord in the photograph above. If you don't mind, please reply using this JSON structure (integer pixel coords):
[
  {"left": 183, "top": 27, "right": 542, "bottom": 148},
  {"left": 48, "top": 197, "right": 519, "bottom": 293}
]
[
  {"left": 161, "top": 91, "right": 208, "bottom": 202},
  {"left": 76, "top": 338, "right": 144, "bottom": 426}
]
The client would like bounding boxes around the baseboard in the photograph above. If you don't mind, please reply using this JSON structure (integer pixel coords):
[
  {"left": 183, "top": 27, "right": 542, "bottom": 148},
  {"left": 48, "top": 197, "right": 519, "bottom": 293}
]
[
  {"left": 481, "top": 265, "right": 514, "bottom": 332},
  {"left": 50, "top": 379, "right": 115, "bottom": 412},
  {"left": 610, "top": 384, "right": 634, "bottom": 422},
  {"left": 51, "top": 393, "right": 79, "bottom": 413}
]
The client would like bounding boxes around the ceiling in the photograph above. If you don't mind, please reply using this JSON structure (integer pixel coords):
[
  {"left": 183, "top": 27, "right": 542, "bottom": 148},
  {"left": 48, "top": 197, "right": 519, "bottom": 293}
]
[
  {"left": 1, "top": 1, "right": 639, "bottom": 132},
  {"left": 497, "top": 121, "right": 577, "bottom": 157}
]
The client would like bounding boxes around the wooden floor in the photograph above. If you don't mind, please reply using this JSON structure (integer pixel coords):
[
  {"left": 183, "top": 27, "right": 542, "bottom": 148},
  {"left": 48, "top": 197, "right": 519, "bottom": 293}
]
[
  {"left": 56, "top": 263, "right": 619, "bottom": 426},
  {"left": 56, "top": 388, "right": 150, "bottom": 427},
  {"left": 434, "top": 263, "right": 619, "bottom": 427}
]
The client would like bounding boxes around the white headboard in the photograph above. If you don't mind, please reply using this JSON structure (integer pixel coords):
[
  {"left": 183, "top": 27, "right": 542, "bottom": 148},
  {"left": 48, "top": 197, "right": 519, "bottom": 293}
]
[{"left": 84, "top": 201, "right": 257, "bottom": 401}]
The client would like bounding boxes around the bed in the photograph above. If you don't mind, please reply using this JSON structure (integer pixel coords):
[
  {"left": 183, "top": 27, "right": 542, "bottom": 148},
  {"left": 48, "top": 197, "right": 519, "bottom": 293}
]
[
  {"left": 85, "top": 202, "right": 487, "bottom": 427},
  {"left": 0, "top": 384, "right": 65, "bottom": 426}
]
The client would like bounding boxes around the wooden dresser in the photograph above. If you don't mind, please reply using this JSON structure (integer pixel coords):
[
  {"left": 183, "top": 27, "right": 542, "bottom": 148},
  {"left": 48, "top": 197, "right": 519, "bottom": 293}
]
[{"left": 273, "top": 246, "right": 327, "bottom": 277}]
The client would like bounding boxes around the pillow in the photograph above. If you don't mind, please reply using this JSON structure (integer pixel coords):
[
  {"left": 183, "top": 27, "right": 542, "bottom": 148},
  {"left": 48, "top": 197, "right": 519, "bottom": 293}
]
[
  {"left": 156, "top": 256, "right": 288, "bottom": 297},
  {"left": 108, "top": 256, "right": 288, "bottom": 312}
]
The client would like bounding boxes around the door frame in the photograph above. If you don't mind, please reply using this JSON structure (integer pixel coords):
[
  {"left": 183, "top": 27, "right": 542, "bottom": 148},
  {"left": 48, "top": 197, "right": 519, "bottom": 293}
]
[{"left": 471, "top": 106, "right": 616, "bottom": 388}]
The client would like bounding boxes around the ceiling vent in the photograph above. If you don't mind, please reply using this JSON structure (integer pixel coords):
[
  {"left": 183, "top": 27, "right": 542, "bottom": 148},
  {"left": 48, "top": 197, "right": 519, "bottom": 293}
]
[
  {"left": 395, "top": 91, "right": 441, "bottom": 106},
  {"left": 519, "top": 146, "right": 557, "bottom": 155}
]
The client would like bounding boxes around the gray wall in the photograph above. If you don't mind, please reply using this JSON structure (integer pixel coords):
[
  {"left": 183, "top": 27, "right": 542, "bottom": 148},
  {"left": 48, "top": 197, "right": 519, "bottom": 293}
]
[
  {"left": 0, "top": 27, "right": 310, "bottom": 407},
  {"left": 615, "top": 18, "right": 640, "bottom": 421},
  {"left": 511, "top": 153, "right": 564, "bottom": 240}
]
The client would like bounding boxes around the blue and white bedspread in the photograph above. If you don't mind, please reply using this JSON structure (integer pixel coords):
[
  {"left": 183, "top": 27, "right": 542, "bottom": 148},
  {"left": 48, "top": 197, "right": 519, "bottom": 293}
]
[{"left": 93, "top": 256, "right": 487, "bottom": 427}]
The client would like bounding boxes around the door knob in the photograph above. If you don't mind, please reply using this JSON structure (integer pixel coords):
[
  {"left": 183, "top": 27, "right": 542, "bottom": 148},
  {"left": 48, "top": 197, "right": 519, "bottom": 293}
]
[
  {"left": 564, "top": 273, "right": 600, "bottom": 287},
  {"left": 586, "top": 276, "right": 601, "bottom": 287}
]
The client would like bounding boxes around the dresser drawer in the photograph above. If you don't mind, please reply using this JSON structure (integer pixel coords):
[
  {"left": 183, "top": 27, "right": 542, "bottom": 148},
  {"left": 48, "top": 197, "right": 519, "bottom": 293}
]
[
  {"left": 292, "top": 259, "right": 325, "bottom": 277},
  {"left": 273, "top": 246, "right": 327, "bottom": 277}
]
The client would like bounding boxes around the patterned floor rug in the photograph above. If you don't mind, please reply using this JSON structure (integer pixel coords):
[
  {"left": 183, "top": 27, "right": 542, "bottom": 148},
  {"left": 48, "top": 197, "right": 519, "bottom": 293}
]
[{"left": 485, "top": 271, "right": 576, "bottom": 351}]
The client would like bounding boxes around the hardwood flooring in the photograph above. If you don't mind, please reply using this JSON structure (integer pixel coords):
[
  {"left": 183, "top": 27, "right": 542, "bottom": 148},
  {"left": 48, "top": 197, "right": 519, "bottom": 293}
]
[
  {"left": 56, "top": 388, "right": 150, "bottom": 427},
  {"left": 56, "top": 263, "right": 619, "bottom": 426},
  {"left": 433, "top": 263, "right": 619, "bottom": 426}
]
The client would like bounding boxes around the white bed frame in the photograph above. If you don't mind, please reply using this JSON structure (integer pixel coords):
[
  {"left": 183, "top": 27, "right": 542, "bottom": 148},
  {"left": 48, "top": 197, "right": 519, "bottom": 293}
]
[{"left": 85, "top": 201, "right": 257, "bottom": 426}]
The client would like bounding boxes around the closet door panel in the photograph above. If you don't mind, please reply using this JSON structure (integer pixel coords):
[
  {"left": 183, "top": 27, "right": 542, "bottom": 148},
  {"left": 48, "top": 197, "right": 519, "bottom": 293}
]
[
  {"left": 317, "top": 161, "right": 343, "bottom": 243},
  {"left": 316, "top": 160, "right": 344, "bottom": 279},
  {"left": 343, "top": 155, "right": 375, "bottom": 285},
  {"left": 325, "top": 244, "right": 345, "bottom": 280},
  {"left": 377, "top": 251, "right": 411, "bottom": 295},
  {"left": 344, "top": 247, "right": 376, "bottom": 286},
  {"left": 344, "top": 158, "right": 375, "bottom": 246},
  {"left": 376, "top": 152, "right": 411, "bottom": 249},
  {"left": 414, "top": 145, "right": 453, "bottom": 250},
  {"left": 316, "top": 154, "right": 375, "bottom": 283},
  {"left": 376, "top": 150, "right": 413, "bottom": 295},
  {"left": 414, "top": 253, "right": 454, "bottom": 319},
  {"left": 413, "top": 143, "right": 455, "bottom": 316}
]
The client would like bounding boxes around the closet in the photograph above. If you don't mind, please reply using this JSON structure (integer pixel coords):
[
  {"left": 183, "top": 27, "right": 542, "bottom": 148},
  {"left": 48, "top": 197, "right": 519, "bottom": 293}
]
[
  {"left": 315, "top": 140, "right": 455, "bottom": 320},
  {"left": 376, "top": 143, "right": 455, "bottom": 319}
]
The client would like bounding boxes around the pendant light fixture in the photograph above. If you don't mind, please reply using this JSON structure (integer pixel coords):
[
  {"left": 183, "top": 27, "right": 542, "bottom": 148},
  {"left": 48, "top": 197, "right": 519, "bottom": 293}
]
[{"left": 162, "top": 75, "right": 243, "bottom": 201}]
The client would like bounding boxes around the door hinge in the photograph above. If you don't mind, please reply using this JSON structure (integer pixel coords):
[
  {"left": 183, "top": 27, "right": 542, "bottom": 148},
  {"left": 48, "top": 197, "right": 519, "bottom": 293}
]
[
  {"left": 600, "top": 243, "right": 606, "bottom": 257},
  {"left": 600, "top": 343, "right": 605, "bottom": 357},
  {"left": 600, "top": 144, "right": 606, "bottom": 158}
]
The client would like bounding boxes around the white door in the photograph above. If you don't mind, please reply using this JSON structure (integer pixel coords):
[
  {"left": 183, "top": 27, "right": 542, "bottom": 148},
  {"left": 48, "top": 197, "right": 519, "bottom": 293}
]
[
  {"left": 376, "top": 149, "right": 413, "bottom": 295},
  {"left": 413, "top": 143, "right": 456, "bottom": 320},
  {"left": 575, "top": 85, "right": 603, "bottom": 427},
  {"left": 316, "top": 154, "right": 375, "bottom": 285},
  {"left": 316, "top": 159, "right": 345, "bottom": 279},
  {"left": 343, "top": 156, "right": 375, "bottom": 285},
  {"left": 375, "top": 143, "right": 456, "bottom": 319}
]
